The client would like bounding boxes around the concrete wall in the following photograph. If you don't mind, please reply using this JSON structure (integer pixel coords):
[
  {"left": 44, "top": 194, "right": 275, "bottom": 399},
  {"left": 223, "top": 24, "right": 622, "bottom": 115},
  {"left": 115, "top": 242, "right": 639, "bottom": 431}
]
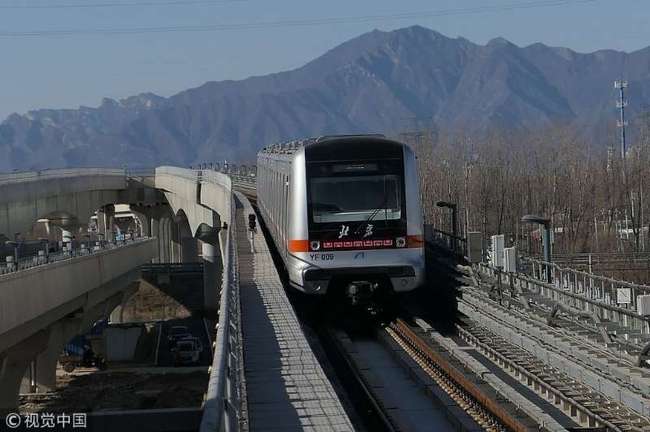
[
  {"left": 0, "top": 239, "right": 156, "bottom": 352},
  {"left": 199, "top": 171, "right": 232, "bottom": 228},
  {"left": 155, "top": 167, "right": 220, "bottom": 237}
]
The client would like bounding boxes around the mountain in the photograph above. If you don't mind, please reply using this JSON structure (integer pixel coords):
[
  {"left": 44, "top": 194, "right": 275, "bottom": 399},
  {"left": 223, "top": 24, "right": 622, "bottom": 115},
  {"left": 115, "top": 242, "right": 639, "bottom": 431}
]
[{"left": 2, "top": 25, "right": 650, "bottom": 171}]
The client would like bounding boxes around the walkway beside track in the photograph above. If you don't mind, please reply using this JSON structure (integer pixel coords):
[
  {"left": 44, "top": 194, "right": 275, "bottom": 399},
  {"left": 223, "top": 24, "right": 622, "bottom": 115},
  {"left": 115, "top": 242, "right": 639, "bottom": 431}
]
[{"left": 235, "top": 192, "right": 353, "bottom": 432}]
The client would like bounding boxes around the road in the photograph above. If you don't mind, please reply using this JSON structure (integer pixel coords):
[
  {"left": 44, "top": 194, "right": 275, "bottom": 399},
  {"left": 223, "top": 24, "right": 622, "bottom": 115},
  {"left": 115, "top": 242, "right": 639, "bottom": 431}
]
[{"left": 156, "top": 318, "right": 213, "bottom": 367}]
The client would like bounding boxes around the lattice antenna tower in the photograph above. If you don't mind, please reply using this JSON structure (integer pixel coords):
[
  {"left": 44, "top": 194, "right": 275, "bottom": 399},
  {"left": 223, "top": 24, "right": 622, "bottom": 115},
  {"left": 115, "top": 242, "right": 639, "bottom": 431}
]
[{"left": 615, "top": 79, "right": 629, "bottom": 160}]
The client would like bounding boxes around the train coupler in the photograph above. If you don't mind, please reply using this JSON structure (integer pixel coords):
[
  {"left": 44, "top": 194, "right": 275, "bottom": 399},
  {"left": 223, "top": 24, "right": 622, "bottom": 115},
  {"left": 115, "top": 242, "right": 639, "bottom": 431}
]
[{"left": 346, "top": 281, "right": 379, "bottom": 306}]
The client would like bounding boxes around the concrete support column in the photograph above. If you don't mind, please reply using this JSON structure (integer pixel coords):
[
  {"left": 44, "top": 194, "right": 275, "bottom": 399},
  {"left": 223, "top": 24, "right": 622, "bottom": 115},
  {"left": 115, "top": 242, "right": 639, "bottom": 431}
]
[
  {"left": 131, "top": 208, "right": 152, "bottom": 237},
  {"left": 201, "top": 241, "right": 223, "bottom": 313},
  {"left": 165, "top": 218, "right": 173, "bottom": 263},
  {"left": 34, "top": 319, "right": 81, "bottom": 392},
  {"left": 137, "top": 213, "right": 151, "bottom": 238},
  {"left": 171, "top": 221, "right": 181, "bottom": 264},
  {"left": 0, "top": 331, "right": 49, "bottom": 411},
  {"left": 151, "top": 217, "right": 161, "bottom": 263},
  {"left": 181, "top": 237, "right": 199, "bottom": 263},
  {"left": 97, "top": 205, "right": 116, "bottom": 242},
  {"left": 107, "top": 207, "right": 116, "bottom": 242},
  {"left": 159, "top": 218, "right": 171, "bottom": 263},
  {"left": 61, "top": 229, "right": 72, "bottom": 244}
]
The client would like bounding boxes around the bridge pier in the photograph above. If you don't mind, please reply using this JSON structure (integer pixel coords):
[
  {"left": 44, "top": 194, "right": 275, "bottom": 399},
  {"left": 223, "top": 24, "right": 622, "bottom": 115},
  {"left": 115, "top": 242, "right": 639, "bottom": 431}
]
[
  {"left": 182, "top": 237, "right": 199, "bottom": 263},
  {"left": 34, "top": 318, "right": 83, "bottom": 392},
  {"left": 132, "top": 211, "right": 150, "bottom": 238},
  {"left": 160, "top": 217, "right": 172, "bottom": 262},
  {"left": 97, "top": 205, "right": 116, "bottom": 243},
  {"left": 171, "top": 220, "right": 181, "bottom": 263},
  {"left": 201, "top": 241, "right": 223, "bottom": 313},
  {"left": 26, "top": 291, "right": 129, "bottom": 396},
  {"left": 0, "top": 331, "right": 49, "bottom": 411},
  {"left": 151, "top": 217, "right": 161, "bottom": 262}
]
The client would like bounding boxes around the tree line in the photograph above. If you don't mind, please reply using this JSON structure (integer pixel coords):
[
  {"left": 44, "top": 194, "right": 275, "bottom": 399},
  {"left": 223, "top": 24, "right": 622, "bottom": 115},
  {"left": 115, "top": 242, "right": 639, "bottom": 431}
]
[{"left": 406, "top": 118, "right": 650, "bottom": 258}]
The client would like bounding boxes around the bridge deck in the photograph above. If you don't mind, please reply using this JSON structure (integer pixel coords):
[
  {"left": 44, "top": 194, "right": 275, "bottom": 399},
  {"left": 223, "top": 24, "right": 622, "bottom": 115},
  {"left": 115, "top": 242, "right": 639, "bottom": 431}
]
[{"left": 235, "top": 193, "right": 353, "bottom": 432}]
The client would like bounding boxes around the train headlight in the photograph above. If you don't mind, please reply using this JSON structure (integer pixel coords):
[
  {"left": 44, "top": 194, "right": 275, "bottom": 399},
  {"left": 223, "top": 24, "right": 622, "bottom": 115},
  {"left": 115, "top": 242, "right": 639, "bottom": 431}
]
[
  {"left": 396, "top": 237, "right": 406, "bottom": 248},
  {"left": 310, "top": 240, "right": 321, "bottom": 251}
]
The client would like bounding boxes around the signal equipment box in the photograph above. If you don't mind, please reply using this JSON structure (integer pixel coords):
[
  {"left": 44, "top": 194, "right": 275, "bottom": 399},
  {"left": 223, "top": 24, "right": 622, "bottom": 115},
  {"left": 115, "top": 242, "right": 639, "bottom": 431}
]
[
  {"left": 490, "top": 235, "right": 505, "bottom": 268},
  {"left": 503, "top": 247, "right": 517, "bottom": 273},
  {"left": 637, "top": 295, "right": 650, "bottom": 316},
  {"left": 467, "top": 232, "right": 482, "bottom": 263}
]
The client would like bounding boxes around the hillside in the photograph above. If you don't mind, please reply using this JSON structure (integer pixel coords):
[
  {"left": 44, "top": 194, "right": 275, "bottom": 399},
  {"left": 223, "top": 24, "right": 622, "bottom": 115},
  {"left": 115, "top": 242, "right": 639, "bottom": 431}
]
[{"left": 1, "top": 25, "right": 649, "bottom": 170}]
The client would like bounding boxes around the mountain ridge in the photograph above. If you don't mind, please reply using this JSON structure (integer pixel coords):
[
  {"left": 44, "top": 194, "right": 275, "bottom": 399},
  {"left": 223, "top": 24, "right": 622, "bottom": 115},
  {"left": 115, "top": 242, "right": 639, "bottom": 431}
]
[{"left": 1, "top": 25, "right": 649, "bottom": 170}]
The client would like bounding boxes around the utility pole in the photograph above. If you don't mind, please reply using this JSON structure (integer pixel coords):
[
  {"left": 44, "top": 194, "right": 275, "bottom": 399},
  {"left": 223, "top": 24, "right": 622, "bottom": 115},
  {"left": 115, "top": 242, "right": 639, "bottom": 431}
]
[
  {"left": 615, "top": 79, "right": 628, "bottom": 160},
  {"left": 614, "top": 79, "right": 646, "bottom": 252},
  {"left": 614, "top": 80, "right": 632, "bottom": 250},
  {"left": 615, "top": 80, "right": 632, "bottom": 250}
]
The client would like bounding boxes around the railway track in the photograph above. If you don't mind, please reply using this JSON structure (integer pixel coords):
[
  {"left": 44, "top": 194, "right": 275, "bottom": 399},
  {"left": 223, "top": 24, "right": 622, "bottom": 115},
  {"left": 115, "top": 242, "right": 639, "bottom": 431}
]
[
  {"left": 420, "top": 241, "right": 650, "bottom": 430},
  {"left": 234, "top": 182, "right": 648, "bottom": 430},
  {"left": 318, "top": 325, "right": 398, "bottom": 432},
  {"left": 456, "top": 274, "right": 650, "bottom": 430},
  {"left": 317, "top": 311, "right": 556, "bottom": 432},
  {"left": 386, "top": 318, "right": 541, "bottom": 431}
]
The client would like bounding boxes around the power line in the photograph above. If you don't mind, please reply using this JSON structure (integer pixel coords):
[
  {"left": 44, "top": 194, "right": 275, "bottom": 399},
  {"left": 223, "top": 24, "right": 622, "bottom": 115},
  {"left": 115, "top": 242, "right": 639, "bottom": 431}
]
[
  {"left": 0, "top": 0, "right": 598, "bottom": 37},
  {"left": 0, "top": 0, "right": 246, "bottom": 9}
]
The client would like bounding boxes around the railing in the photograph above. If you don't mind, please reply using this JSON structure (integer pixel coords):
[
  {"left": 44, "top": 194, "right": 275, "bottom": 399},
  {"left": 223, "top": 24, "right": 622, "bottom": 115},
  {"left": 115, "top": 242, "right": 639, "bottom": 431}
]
[
  {"left": 522, "top": 256, "right": 650, "bottom": 311},
  {"left": 200, "top": 184, "right": 243, "bottom": 432},
  {"left": 0, "top": 168, "right": 127, "bottom": 184},
  {"left": 140, "top": 262, "right": 204, "bottom": 273},
  {"left": 478, "top": 259, "right": 650, "bottom": 336},
  {"left": 0, "top": 167, "right": 163, "bottom": 187},
  {"left": 229, "top": 174, "right": 256, "bottom": 185},
  {"left": 550, "top": 252, "right": 650, "bottom": 263},
  {"left": 0, "top": 237, "right": 149, "bottom": 276},
  {"left": 126, "top": 168, "right": 156, "bottom": 179}
]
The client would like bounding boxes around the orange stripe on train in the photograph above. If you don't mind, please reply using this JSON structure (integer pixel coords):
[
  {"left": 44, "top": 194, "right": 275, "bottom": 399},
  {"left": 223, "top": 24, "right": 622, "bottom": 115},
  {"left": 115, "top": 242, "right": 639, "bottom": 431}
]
[
  {"left": 288, "top": 239, "right": 310, "bottom": 252},
  {"left": 407, "top": 235, "right": 424, "bottom": 248}
]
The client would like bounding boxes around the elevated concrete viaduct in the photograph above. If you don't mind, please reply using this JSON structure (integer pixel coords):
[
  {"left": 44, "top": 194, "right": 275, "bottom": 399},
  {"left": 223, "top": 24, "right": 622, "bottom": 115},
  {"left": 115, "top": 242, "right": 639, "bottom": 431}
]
[
  {"left": 0, "top": 167, "right": 234, "bottom": 411},
  {"left": 0, "top": 239, "right": 156, "bottom": 409},
  {"left": 154, "top": 167, "right": 232, "bottom": 313}
]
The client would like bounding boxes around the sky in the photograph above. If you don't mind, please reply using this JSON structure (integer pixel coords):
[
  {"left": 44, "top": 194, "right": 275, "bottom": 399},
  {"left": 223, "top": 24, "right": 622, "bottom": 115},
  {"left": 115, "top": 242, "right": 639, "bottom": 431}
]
[{"left": 1, "top": 0, "right": 649, "bottom": 120}]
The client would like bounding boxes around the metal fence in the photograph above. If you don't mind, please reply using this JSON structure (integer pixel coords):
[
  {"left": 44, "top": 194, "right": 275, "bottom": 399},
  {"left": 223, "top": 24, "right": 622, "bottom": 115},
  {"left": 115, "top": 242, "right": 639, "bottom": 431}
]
[
  {"left": 0, "top": 168, "right": 127, "bottom": 185},
  {"left": 0, "top": 237, "right": 149, "bottom": 276},
  {"left": 478, "top": 258, "right": 650, "bottom": 336},
  {"left": 229, "top": 174, "right": 256, "bottom": 185},
  {"left": 200, "top": 189, "right": 243, "bottom": 432},
  {"left": 522, "top": 257, "right": 650, "bottom": 310},
  {"left": 140, "top": 262, "right": 204, "bottom": 274}
]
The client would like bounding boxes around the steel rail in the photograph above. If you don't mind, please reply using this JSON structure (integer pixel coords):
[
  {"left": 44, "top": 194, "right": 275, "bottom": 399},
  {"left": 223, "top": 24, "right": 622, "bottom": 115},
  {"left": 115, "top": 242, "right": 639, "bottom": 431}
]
[
  {"left": 388, "top": 318, "right": 538, "bottom": 432},
  {"left": 456, "top": 322, "right": 627, "bottom": 431},
  {"left": 321, "top": 328, "right": 396, "bottom": 432},
  {"left": 458, "top": 289, "right": 650, "bottom": 430}
]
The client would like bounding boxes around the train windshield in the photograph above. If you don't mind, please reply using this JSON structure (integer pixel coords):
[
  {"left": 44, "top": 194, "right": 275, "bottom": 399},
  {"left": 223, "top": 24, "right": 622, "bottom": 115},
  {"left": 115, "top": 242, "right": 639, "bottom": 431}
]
[{"left": 310, "top": 175, "right": 402, "bottom": 223}]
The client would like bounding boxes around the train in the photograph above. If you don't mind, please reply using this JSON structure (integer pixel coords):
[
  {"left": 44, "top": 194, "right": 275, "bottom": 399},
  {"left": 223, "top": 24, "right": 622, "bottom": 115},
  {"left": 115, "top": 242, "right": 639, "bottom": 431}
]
[{"left": 257, "top": 135, "right": 425, "bottom": 304}]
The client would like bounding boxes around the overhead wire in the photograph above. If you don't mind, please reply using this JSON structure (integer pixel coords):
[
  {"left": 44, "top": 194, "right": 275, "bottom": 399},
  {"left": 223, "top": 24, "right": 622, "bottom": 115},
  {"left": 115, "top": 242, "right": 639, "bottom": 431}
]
[
  {"left": 0, "top": 0, "right": 247, "bottom": 9},
  {"left": 0, "top": 0, "right": 599, "bottom": 37}
]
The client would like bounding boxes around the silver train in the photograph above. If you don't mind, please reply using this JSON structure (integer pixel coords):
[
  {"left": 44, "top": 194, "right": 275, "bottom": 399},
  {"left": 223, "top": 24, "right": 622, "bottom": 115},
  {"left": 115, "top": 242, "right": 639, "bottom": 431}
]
[{"left": 257, "top": 135, "right": 425, "bottom": 303}]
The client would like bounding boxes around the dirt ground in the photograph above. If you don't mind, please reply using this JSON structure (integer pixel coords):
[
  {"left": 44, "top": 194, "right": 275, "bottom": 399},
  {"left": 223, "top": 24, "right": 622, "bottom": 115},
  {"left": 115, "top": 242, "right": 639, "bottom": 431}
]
[
  {"left": 20, "top": 368, "right": 208, "bottom": 413},
  {"left": 18, "top": 275, "right": 211, "bottom": 414}
]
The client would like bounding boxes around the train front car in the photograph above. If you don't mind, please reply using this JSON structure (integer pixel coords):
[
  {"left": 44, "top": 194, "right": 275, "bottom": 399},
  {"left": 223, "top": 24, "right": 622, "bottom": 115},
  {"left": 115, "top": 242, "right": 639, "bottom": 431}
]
[{"left": 288, "top": 136, "right": 425, "bottom": 304}]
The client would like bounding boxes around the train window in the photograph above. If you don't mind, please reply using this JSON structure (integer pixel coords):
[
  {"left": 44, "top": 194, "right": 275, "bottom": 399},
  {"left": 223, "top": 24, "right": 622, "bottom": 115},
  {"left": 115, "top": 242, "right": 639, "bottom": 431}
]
[{"left": 310, "top": 175, "right": 402, "bottom": 223}]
